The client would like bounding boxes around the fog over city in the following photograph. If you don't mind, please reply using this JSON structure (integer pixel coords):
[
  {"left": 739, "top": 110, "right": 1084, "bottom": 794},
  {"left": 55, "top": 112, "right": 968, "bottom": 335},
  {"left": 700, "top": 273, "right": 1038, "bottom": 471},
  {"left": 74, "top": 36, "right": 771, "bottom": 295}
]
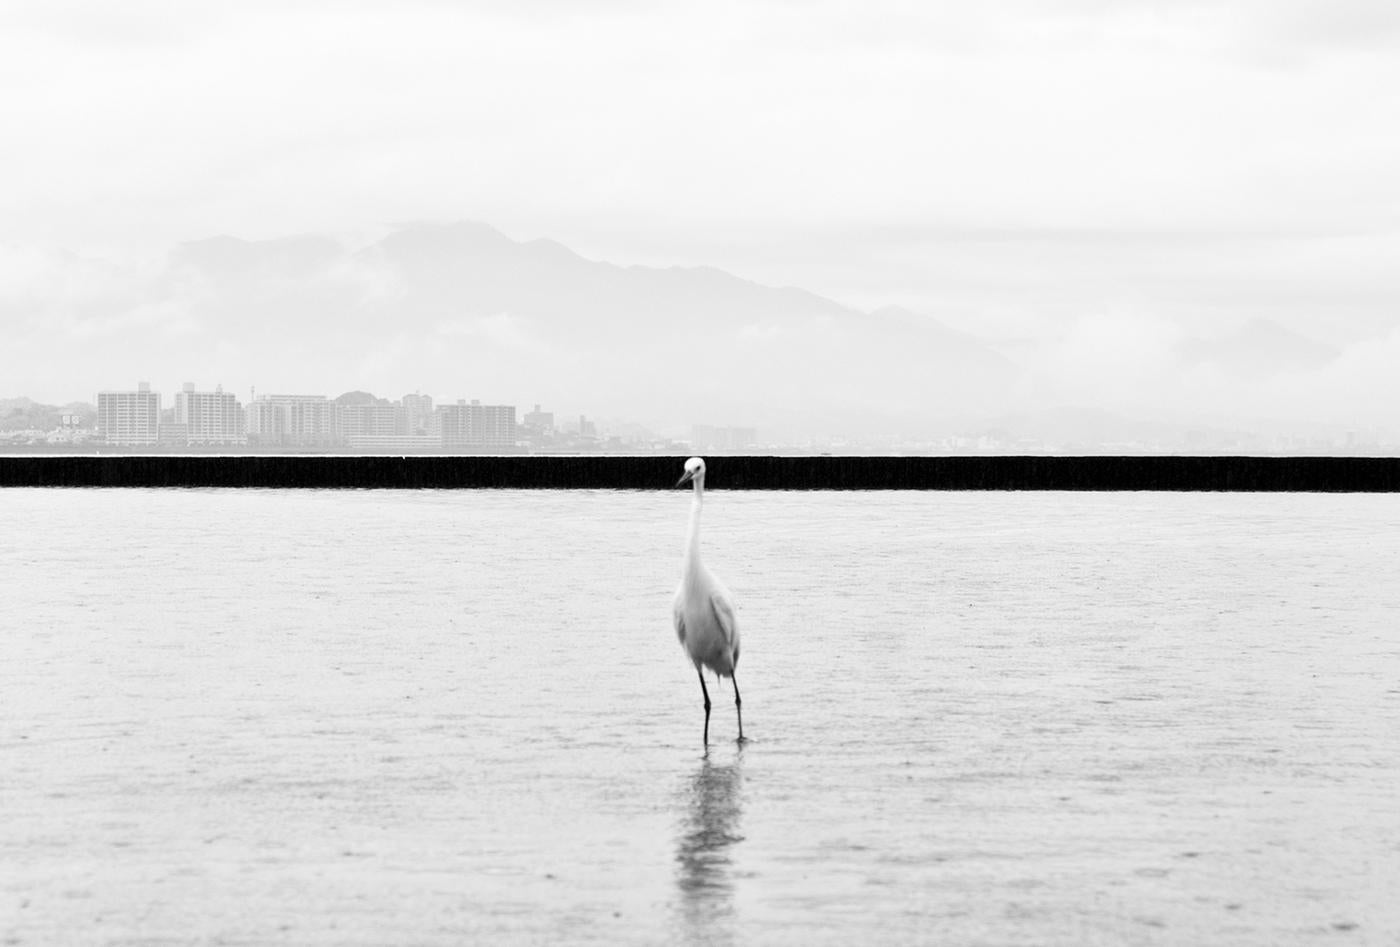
[{"left": 3, "top": 1, "right": 1398, "bottom": 449}]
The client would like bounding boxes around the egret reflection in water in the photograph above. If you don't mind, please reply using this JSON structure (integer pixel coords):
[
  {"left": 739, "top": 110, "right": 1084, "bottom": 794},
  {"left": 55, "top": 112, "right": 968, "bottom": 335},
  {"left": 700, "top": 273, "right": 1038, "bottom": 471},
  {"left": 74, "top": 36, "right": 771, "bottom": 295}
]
[{"left": 674, "top": 751, "right": 746, "bottom": 940}]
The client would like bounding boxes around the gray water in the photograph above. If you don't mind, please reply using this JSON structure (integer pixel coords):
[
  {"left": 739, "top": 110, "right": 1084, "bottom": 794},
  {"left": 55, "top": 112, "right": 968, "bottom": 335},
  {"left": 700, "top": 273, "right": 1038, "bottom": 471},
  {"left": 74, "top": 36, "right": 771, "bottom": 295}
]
[{"left": 2, "top": 488, "right": 1398, "bottom": 945}]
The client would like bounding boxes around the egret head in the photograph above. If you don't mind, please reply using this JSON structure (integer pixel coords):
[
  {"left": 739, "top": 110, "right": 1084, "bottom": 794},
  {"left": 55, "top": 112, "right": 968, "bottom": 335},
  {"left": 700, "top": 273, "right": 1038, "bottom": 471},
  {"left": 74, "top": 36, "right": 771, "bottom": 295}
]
[{"left": 676, "top": 456, "right": 706, "bottom": 487}]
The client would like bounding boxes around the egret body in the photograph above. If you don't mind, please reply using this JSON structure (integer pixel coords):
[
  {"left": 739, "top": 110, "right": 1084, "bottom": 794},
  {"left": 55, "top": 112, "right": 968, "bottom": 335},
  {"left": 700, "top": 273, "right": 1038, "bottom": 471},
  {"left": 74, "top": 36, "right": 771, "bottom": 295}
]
[{"left": 672, "top": 456, "right": 745, "bottom": 745}]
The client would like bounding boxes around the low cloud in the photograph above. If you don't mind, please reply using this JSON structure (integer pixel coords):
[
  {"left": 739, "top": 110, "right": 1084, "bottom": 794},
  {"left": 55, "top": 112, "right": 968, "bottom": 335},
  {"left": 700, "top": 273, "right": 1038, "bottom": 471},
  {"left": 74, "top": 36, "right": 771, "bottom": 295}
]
[{"left": 434, "top": 312, "right": 533, "bottom": 350}]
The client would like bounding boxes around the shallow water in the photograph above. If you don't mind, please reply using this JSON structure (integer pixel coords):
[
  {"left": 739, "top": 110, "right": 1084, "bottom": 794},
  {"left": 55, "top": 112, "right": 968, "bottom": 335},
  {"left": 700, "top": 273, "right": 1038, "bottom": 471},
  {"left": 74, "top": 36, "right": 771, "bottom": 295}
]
[{"left": 2, "top": 488, "right": 1398, "bottom": 945}]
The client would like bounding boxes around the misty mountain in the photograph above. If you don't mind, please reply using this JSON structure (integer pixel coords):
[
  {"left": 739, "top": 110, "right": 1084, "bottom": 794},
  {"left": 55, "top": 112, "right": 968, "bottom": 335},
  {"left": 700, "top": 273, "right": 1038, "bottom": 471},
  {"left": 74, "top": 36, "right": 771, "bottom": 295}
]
[
  {"left": 170, "top": 234, "right": 345, "bottom": 282},
  {"left": 1177, "top": 318, "right": 1340, "bottom": 376},
  {"left": 155, "top": 221, "right": 1024, "bottom": 434},
  {"left": 868, "top": 305, "right": 1015, "bottom": 370}
]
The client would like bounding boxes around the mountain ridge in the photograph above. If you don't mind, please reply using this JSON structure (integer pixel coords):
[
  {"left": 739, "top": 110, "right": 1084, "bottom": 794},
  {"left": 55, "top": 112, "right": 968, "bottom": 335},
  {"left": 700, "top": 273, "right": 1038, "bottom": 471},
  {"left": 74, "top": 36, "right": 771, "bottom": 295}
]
[{"left": 147, "top": 219, "right": 1022, "bottom": 434}]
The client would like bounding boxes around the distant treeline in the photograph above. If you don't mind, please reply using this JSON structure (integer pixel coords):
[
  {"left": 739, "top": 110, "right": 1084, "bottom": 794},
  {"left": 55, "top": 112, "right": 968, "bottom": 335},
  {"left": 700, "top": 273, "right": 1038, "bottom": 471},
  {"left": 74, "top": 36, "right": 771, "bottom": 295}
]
[{"left": 0, "top": 399, "right": 96, "bottom": 432}]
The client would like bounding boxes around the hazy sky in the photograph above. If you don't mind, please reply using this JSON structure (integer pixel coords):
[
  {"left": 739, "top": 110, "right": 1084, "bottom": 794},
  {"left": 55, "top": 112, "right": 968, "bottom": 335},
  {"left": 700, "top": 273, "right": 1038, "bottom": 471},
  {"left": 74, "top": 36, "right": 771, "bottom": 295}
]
[{"left": 3, "top": 0, "right": 1399, "bottom": 431}]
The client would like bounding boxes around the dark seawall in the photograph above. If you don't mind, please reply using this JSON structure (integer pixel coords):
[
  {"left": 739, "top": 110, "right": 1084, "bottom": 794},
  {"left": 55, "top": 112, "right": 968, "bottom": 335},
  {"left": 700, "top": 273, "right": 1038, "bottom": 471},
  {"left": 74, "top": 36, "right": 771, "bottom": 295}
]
[{"left": 3, "top": 455, "right": 1399, "bottom": 491}]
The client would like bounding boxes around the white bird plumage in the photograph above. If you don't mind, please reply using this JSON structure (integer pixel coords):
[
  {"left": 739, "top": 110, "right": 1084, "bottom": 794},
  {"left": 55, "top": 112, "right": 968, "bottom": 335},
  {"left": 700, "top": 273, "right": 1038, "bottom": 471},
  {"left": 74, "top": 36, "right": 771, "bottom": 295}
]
[{"left": 672, "top": 456, "right": 745, "bottom": 745}]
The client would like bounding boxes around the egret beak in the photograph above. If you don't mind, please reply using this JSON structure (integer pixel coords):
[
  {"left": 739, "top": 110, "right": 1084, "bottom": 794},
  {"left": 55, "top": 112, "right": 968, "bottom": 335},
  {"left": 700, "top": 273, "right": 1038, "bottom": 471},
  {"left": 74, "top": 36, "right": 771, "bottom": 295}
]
[{"left": 676, "top": 470, "right": 695, "bottom": 488}]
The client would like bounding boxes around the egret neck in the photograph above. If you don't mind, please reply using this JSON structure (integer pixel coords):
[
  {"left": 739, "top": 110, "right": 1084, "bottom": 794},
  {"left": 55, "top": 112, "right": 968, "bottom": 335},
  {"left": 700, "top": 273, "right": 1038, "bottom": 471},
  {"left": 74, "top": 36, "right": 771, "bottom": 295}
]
[{"left": 682, "top": 471, "right": 705, "bottom": 585}]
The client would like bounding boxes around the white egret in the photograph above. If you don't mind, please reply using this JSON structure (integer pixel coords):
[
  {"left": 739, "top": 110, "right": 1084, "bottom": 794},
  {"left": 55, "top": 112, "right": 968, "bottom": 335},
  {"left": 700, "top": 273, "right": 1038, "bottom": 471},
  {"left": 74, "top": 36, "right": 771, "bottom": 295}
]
[{"left": 672, "top": 456, "right": 745, "bottom": 745}]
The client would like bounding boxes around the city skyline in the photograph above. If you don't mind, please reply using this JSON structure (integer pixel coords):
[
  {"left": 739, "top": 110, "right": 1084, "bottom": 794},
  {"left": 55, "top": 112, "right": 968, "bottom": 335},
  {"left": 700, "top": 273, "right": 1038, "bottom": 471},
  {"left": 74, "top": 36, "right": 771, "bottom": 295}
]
[
  {"left": 94, "top": 381, "right": 531, "bottom": 450},
  {"left": 8, "top": 378, "right": 765, "bottom": 452},
  {"left": 3, "top": 372, "right": 1392, "bottom": 455}
]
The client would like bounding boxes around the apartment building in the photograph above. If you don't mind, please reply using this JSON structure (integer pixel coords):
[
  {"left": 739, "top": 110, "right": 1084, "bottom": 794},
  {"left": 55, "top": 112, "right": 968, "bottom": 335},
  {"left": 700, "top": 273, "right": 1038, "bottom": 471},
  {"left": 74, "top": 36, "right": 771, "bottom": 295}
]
[
  {"left": 247, "top": 394, "right": 337, "bottom": 447},
  {"left": 174, "top": 383, "right": 246, "bottom": 445},
  {"left": 97, "top": 382, "right": 160, "bottom": 446},
  {"left": 402, "top": 393, "right": 434, "bottom": 436},
  {"left": 437, "top": 400, "right": 516, "bottom": 450},
  {"left": 338, "top": 402, "right": 405, "bottom": 440}
]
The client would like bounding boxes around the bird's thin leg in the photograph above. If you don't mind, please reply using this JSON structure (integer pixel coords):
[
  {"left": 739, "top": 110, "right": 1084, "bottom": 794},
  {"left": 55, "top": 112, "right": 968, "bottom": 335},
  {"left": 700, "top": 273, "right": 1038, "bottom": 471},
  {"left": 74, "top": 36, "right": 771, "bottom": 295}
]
[
  {"left": 697, "top": 668, "right": 712, "bottom": 746},
  {"left": 732, "top": 672, "right": 745, "bottom": 743}
]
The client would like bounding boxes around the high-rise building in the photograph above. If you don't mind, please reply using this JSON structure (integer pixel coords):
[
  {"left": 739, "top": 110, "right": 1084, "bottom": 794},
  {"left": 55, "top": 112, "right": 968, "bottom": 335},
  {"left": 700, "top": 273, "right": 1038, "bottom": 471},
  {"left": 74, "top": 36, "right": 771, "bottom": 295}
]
[
  {"left": 435, "top": 400, "right": 469, "bottom": 448},
  {"left": 338, "top": 402, "right": 405, "bottom": 440},
  {"left": 247, "top": 394, "right": 336, "bottom": 446},
  {"left": 437, "top": 400, "right": 516, "bottom": 450},
  {"left": 402, "top": 393, "right": 434, "bottom": 436},
  {"left": 97, "top": 382, "right": 160, "bottom": 445},
  {"left": 482, "top": 403, "right": 516, "bottom": 449},
  {"left": 245, "top": 399, "right": 283, "bottom": 443},
  {"left": 174, "top": 383, "right": 246, "bottom": 445}
]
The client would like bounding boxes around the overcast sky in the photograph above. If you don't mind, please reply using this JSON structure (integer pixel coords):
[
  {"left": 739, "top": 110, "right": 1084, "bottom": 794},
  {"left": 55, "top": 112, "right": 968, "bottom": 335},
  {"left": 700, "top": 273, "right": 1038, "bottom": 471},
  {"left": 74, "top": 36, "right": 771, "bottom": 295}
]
[{"left": 3, "top": 0, "right": 1399, "bottom": 431}]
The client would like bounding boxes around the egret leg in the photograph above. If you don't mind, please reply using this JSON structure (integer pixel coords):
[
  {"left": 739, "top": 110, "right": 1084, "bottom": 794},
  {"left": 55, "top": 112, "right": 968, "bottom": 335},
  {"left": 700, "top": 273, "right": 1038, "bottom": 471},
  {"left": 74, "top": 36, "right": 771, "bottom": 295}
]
[
  {"left": 732, "top": 672, "right": 746, "bottom": 743},
  {"left": 697, "top": 668, "right": 712, "bottom": 745}
]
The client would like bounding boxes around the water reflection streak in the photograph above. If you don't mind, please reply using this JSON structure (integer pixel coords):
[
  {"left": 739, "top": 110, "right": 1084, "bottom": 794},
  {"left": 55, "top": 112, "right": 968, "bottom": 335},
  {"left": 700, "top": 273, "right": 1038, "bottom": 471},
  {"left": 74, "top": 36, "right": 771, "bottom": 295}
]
[{"left": 674, "top": 751, "right": 745, "bottom": 943}]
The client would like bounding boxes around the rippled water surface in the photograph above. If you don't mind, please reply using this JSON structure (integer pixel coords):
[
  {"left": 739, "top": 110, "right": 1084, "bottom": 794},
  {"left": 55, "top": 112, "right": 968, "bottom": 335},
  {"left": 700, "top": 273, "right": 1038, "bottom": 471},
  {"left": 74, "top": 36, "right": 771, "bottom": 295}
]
[{"left": 2, "top": 488, "right": 1399, "bottom": 945}]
